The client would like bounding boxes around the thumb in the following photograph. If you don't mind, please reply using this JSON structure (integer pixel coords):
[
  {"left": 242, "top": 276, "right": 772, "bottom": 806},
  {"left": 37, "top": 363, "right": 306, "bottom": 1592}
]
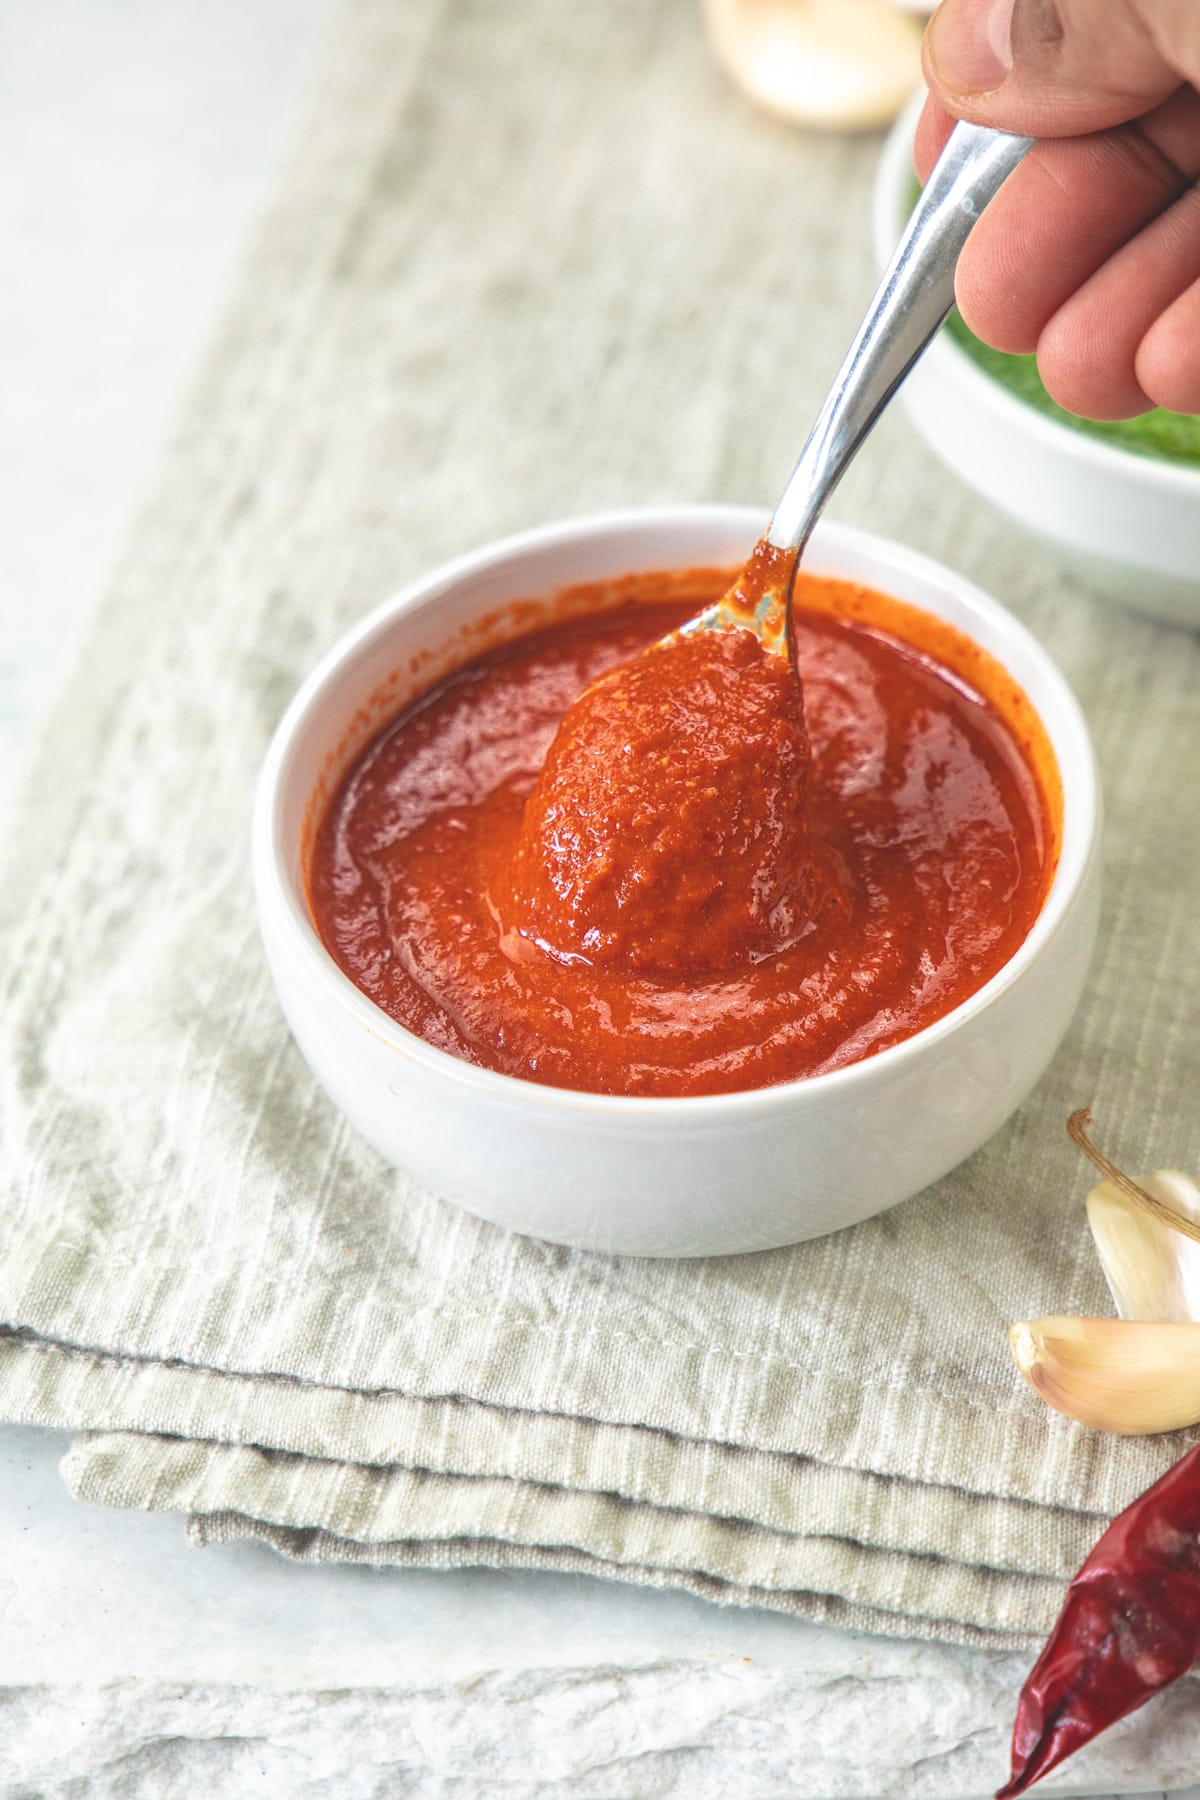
[{"left": 923, "top": 0, "right": 1199, "bottom": 136}]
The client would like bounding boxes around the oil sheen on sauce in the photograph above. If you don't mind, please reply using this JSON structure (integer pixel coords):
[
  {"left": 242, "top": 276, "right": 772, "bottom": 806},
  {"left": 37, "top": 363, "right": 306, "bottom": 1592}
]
[{"left": 309, "top": 566, "right": 1058, "bottom": 1098}]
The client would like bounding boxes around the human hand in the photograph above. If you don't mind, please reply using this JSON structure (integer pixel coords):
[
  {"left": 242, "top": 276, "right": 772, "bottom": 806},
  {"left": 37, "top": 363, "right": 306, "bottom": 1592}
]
[{"left": 915, "top": 0, "right": 1200, "bottom": 419}]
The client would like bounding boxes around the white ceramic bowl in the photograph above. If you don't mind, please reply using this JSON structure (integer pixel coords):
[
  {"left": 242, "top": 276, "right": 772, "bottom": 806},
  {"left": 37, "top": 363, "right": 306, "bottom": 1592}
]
[
  {"left": 874, "top": 99, "right": 1200, "bottom": 629},
  {"left": 254, "top": 505, "right": 1100, "bottom": 1258}
]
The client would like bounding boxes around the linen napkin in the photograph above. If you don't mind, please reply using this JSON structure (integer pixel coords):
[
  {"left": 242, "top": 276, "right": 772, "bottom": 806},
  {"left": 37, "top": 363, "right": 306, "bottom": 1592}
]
[{"left": 3, "top": 0, "right": 1199, "bottom": 1652}]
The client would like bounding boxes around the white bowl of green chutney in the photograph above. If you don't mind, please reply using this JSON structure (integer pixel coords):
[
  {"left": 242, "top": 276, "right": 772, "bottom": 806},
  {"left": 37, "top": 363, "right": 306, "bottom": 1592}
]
[{"left": 874, "top": 98, "right": 1200, "bottom": 630}]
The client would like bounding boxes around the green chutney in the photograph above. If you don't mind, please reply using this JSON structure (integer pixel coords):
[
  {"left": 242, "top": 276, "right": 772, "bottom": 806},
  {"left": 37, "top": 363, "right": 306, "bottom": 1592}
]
[{"left": 945, "top": 312, "right": 1200, "bottom": 466}]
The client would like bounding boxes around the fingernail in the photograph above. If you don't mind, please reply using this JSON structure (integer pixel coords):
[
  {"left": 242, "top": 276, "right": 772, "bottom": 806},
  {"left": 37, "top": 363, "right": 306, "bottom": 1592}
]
[{"left": 928, "top": 0, "right": 1016, "bottom": 94}]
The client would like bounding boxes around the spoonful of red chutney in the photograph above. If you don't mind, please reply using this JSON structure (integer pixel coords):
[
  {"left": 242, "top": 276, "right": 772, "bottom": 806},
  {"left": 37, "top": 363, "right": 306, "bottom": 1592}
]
[{"left": 502, "top": 122, "right": 1033, "bottom": 979}]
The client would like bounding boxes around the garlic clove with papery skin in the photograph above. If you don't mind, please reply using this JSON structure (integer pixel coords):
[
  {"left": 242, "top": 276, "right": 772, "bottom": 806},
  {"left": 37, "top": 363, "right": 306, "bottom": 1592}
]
[
  {"left": 701, "top": 0, "right": 924, "bottom": 132},
  {"left": 1088, "top": 1171, "right": 1200, "bottom": 1324},
  {"left": 1011, "top": 1316, "right": 1200, "bottom": 1435},
  {"left": 1009, "top": 1115, "right": 1200, "bottom": 1435}
]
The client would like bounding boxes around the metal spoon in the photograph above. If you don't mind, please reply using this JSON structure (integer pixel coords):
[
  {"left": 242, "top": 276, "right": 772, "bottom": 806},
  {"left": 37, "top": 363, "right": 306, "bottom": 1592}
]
[{"left": 676, "top": 119, "right": 1034, "bottom": 661}]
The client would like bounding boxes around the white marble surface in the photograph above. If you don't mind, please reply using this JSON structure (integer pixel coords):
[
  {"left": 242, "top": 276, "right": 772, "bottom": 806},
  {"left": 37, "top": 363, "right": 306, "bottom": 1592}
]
[
  {"left": 3, "top": 2, "right": 1200, "bottom": 1795},
  {"left": 0, "top": 0, "right": 333, "bottom": 825},
  {"left": 3, "top": 1422, "right": 1200, "bottom": 1799}
]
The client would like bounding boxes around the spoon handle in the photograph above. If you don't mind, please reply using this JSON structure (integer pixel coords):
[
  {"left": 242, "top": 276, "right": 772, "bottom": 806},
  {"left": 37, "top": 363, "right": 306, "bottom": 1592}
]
[{"left": 767, "top": 120, "right": 1034, "bottom": 555}]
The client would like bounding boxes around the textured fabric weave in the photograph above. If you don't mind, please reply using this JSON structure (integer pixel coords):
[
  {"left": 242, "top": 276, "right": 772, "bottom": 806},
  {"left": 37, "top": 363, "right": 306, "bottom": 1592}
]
[{"left": 2, "top": 0, "right": 1198, "bottom": 1650}]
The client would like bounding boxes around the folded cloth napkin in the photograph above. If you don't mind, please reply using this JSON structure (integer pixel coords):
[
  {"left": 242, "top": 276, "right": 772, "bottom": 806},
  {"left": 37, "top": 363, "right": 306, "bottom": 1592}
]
[{"left": 3, "top": 0, "right": 1198, "bottom": 1652}]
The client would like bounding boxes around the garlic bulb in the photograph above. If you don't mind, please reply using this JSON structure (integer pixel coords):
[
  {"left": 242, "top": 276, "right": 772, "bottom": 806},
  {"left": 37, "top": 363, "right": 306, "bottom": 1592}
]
[
  {"left": 1010, "top": 1317, "right": 1200, "bottom": 1436},
  {"left": 701, "top": 0, "right": 924, "bottom": 131}
]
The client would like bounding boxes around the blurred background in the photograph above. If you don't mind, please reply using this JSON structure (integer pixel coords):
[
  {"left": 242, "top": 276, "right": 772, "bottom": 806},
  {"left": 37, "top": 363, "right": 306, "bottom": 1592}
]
[{"left": 0, "top": 0, "right": 331, "bottom": 829}]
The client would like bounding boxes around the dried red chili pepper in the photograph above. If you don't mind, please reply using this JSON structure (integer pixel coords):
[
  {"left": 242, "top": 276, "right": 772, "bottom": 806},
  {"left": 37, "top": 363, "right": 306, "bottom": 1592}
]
[{"left": 998, "top": 1438, "right": 1200, "bottom": 1796}]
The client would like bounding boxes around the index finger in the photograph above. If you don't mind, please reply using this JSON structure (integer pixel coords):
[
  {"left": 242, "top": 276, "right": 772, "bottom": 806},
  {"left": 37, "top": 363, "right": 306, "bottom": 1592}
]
[
  {"left": 913, "top": 93, "right": 959, "bottom": 180},
  {"left": 907, "top": 87, "right": 1200, "bottom": 356}
]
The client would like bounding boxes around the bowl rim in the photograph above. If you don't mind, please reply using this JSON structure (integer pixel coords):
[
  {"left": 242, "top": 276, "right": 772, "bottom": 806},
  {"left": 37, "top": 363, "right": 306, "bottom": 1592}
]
[
  {"left": 874, "top": 93, "right": 1200, "bottom": 497},
  {"left": 253, "top": 502, "right": 1100, "bottom": 1121}
]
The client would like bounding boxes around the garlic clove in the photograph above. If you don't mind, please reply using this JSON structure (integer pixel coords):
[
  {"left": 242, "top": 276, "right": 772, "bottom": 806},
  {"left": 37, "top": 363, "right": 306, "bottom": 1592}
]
[
  {"left": 1088, "top": 1171, "right": 1200, "bottom": 1324},
  {"left": 702, "top": 0, "right": 924, "bottom": 132},
  {"left": 1010, "top": 1316, "right": 1200, "bottom": 1435}
]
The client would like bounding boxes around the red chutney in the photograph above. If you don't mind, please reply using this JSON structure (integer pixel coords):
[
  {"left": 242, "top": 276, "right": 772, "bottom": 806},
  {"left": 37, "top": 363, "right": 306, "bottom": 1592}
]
[
  {"left": 501, "top": 626, "right": 832, "bottom": 977},
  {"left": 309, "top": 567, "right": 1060, "bottom": 1098}
]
